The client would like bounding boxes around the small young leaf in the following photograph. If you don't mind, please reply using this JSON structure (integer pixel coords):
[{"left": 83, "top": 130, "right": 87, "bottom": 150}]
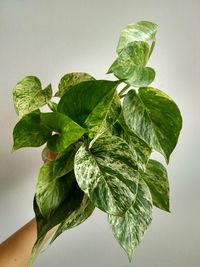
[
  {"left": 13, "top": 76, "right": 52, "bottom": 118},
  {"left": 140, "top": 159, "right": 170, "bottom": 212},
  {"left": 117, "top": 21, "right": 158, "bottom": 54},
  {"left": 108, "top": 179, "right": 153, "bottom": 261},
  {"left": 108, "top": 41, "right": 155, "bottom": 87},
  {"left": 36, "top": 162, "right": 75, "bottom": 218},
  {"left": 74, "top": 135, "right": 139, "bottom": 215},
  {"left": 30, "top": 179, "right": 84, "bottom": 266},
  {"left": 40, "top": 112, "right": 86, "bottom": 153},
  {"left": 57, "top": 80, "right": 120, "bottom": 126},
  {"left": 50, "top": 194, "right": 95, "bottom": 243},
  {"left": 12, "top": 111, "right": 52, "bottom": 151},
  {"left": 122, "top": 88, "right": 182, "bottom": 163},
  {"left": 55, "top": 72, "right": 95, "bottom": 97}
]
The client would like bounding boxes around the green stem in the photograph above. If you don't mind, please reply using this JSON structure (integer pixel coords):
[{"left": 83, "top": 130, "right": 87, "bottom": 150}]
[
  {"left": 118, "top": 84, "right": 130, "bottom": 97},
  {"left": 48, "top": 101, "right": 58, "bottom": 112}
]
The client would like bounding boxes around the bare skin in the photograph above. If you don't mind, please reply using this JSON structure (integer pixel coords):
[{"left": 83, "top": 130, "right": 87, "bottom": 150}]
[
  {"left": 0, "top": 149, "right": 58, "bottom": 267},
  {"left": 0, "top": 218, "right": 58, "bottom": 267}
]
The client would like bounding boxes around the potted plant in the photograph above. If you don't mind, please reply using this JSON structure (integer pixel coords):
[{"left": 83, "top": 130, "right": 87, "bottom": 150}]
[{"left": 12, "top": 20, "right": 182, "bottom": 266}]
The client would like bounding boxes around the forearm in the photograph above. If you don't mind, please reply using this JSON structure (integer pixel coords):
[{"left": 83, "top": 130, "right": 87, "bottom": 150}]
[{"left": 0, "top": 218, "right": 57, "bottom": 267}]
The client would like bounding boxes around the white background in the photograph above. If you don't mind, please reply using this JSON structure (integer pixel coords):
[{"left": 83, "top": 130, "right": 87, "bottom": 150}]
[{"left": 0, "top": 1, "right": 200, "bottom": 266}]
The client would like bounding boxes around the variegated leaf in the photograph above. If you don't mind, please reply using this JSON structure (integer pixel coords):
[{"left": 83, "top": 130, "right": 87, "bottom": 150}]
[
  {"left": 123, "top": 88, "right": 182, "bottom": 163},
  {"left": 74, "top": 135, "right": 139, "bottom": 215},
  {"left": 40, "top": 112, "right": 86, "bottom": 153},
  {"left": 57, "top": 80, "right": 120, "bottom": 126},
  {"left": 108, "top": 41, "right": 155, "bottom": 87},
  {"left": 13, "top": 76, "right": 52, "bottom": 118},
  {"left": 108, "top": 179, "right": 153, "bottom": 261},
  {"left": 50, "top": 194, "right": 95, "bottom": 243},
  {"left": 36, "top": 163, "right": 75, "bottom": 218},
  {"left": 12, "top": 111, "right": 52, "bottom": 152},
  {"left": 117, "top": 20, "right": 158, "bottom": 54},
  {"left": 140, "top": 159, "right": 170, "bottom": 212},
  {"left": 55, "top": 72, "right": 95, "bottom": 97}
]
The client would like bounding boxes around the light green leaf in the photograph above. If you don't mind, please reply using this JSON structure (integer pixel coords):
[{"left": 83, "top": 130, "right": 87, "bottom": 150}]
[
  {"left": 117, "top": 20, "right": 158, "bottom": 54},
  {"left": 36, "top": 162, "right": 75, "bottom": 218},
  {"left": 55, "top": 72, "right": 95, "bottom": 97},
  {"left": 13, "top": 76, "right": 52, "bottom": 118},
  {"left": 40, "top": 112, "right": 86, "bottom": 153},
  {"left": 123, "top": 88, "right": 182, "bottom": 163},
  {"left": 57, "top": 80, "right": 120, "bottom": 126},
  {"left": 74, "top": 135, "right": 139, "bottom": 215},
  {"left": 108, "top": 41, "right": 155, "bottom": 87},
  {"left": 108, "top": 179, "right": 153, "bottom": 261},
  {"left": 50, "top": 194, "right": 95, "bottom": 243},
  {"left": 12, "top": 111, "right": 52, "bottom": 152},
  {"left": 30, "top": 180, "right": 84, "bottom": 266},
  {"left": 140, "top": 159, "right": 170, "bottom": 212}
]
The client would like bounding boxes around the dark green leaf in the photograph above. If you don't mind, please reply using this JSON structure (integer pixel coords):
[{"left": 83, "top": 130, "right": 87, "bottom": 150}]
[
  {"left": 50, "top": 194, "right": 95, "bottom": 243},
  {"left": 117, "top": 21, "right": 158, "bottom": 54},
  {"left": 12, "top": 111, "right": 52, "bottom": 152},
  {"left": 13, "top": 76, "right": 52, "bottom": 118},
  {"left": 108, "top": 179, "right": 153, "bottom": 261},
  {"left": 57, "top": 80, "right": 120, "bottom": 126},
  {"left": 140, "top": 159, "right": 170, "bottom": 212},
  {"left": 30, "top": 178, "right": 84, "bottom": 266},
  {"left": 108, "top": 41, "right": 155, "bottom": 87},
  {"left": 55, "top": 72, "right": 95, "bottom": 97},
  {"left": 36, "top": 162, "right": 75, "bottom": 218},
  {"left": 74, "top": 135, "right": 139, "bottom": 215},
  {"left": 123, "top": 88, "right": 182, "bottom": 163},
  {"left": 40, "top": 112, "right": 86, "bottom": 153}
]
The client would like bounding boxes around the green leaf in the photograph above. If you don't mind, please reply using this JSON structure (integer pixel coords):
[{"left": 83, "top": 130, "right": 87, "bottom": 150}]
[
  {"left": 13, "top": 76, "right": 52, "bottom": 118},
  {"left": 40, "top": 112, "right": 86, "bottom": 153},
  {"left": 57, "top": 80, "right": 120, "bottom": 126},
  {"left": 74, "top": 135, "right": 139, "bottom": 215},
  {"left": 108, "top": 179, "right": 153, "bottom": 261},
  {"left": 108, "top": 41, "right": 155, "bottom": 87},
  {"left": 36, "top": 162, "right": 75, "bottom": 218},
  {"left": 12, "top": 111, "right": 52, "bottom": 152},
  {"left": 117, "top": 20, "right": 158, "bottom": 54},
  {"left": 140, "top": 159, "right": 170, "bottom": 212},
  {"left": 50, "top": 194, "right": 95, "bottom": 243},
  {"left": 113, "top": 118, "right": 151, "bottom": 171},
  {"left": 55, "top": 72, "right": 95, "bottom": 97},
  {"left": 30, "top": 179, "right": 84, "bottom": 266},
  {"left": 122, "top": 88, "right": 182, "bottom": 163}
]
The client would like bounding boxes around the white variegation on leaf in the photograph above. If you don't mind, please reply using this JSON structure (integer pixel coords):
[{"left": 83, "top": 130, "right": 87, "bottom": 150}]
[
  {"left": 74, "top": 135, "right": 139, "bottom": 215},
  {"left": 117, "top": 20, "right": 158, "bottom": 54},
  {"left": 123, "top": 88, "right": 182, "bottom": 163},
  {"left": 140, "top": 159, "right": 170, "bottom": 212},
  {"left": 108, "top": 179, "right": 153, "bottom": 261},
  {"left": 13, "top": 76, "right": 52, "bottom": 118}
]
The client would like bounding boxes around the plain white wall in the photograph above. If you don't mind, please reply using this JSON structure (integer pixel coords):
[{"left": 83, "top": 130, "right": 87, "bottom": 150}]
[{"left": 0, "top": 1, "right": 200, "bottom": 266}]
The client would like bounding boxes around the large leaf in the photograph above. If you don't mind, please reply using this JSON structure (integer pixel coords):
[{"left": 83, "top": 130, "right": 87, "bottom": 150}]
[
  {"left": 108, "top": 179, "right": 153, "bottom": 261},
  {"left": 57, "top": 80, "right": 120, "bottom": 126},
  {"left": 74, "top": 135, "right": 139, "bottom": 215},
  {"left": 122, "top": 88, "right": 182, "bottom": 163},
  {"left": 55, "top": 72, "right": 95, "bottom": 97},
  {"left": 13, "top": 76, "right": 52, "bottom": 118},
  {"left": 117, "top": 21, "right": 158, "bottom": 54},
  {"left": 30, "top": 179, "right": 84, "bottom": 266},
  {"left": 12, "top": 111, "right": 52, "bottom": 152},
  {"left": 108, "top": 41, "right": 155, "bottom": 87},
  {"left": 36, "top": 162, "right": 75, "bottom": 218},
  {"left": 140, "top": 159, "right": 170, "bottom": 212},
  {"left": 40, "top": 112, "right": 86, "bottom": 153},
  {"left": 50, "top": 194, "right": 95, "bottom": 243}
]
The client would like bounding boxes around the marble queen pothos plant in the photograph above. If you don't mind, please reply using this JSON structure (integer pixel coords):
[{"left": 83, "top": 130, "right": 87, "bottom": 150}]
[{"left": 12, "top": 21, "right": 182, "bottom": 266}]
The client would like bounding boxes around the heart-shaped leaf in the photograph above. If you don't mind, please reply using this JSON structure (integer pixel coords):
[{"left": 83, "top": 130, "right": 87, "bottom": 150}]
[{"left": 13, "top": 76, "right": 52, "bottom": 118}]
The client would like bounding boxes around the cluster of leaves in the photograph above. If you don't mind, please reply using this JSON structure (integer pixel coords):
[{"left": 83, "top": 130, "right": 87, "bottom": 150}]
[{"left": 12, "top": 21, "right": 182, "bottom": 266}]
